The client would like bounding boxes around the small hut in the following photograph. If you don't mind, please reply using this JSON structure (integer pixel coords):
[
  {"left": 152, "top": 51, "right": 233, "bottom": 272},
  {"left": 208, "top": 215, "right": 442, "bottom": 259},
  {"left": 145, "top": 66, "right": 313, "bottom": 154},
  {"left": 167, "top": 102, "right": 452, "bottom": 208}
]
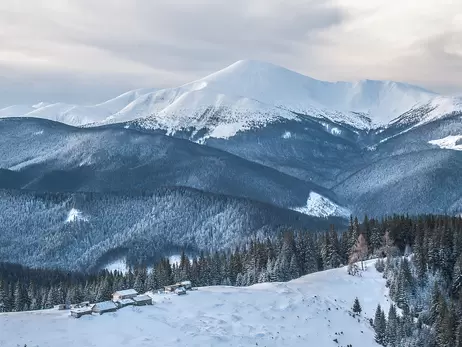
[
  {"left": 74, "top": 301, "right": 91, "bottom": 308},
  {"left": 132, "top": 295, "right": 153, "bottom": 306},
  {"left": 70, "top": 307, "right": 92, "bottom": 318},
  {"left": 179, "top": 281, "right": 192, "bottom": 290},
  {"left": 115, "top": 298, "right": 135, "bottom": 308},
  {"left": 164, "top": 284, "right": 180, "bottom": 293},
  {"left": 92, "top": 301, "right": 118, "bottom": 315},
  {"left": 112, "top": 289, "right": 138, "bottom": 302}
]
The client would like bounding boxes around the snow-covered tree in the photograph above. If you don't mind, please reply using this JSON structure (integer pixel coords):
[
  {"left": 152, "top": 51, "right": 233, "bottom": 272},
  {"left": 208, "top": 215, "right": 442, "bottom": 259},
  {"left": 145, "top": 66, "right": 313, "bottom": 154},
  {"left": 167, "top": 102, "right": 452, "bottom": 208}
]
[
  {"left": 374, "top": 304, "right": 386, "bottom": 346},
  {"left": 352, "top": 297, "right": 362, "bottom": 314}
]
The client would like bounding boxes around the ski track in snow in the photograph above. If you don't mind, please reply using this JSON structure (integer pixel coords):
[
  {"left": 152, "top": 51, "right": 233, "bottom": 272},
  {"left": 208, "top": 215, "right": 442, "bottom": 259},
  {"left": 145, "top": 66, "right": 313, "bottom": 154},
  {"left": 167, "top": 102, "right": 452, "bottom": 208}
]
[{"left": 0, "top": 260, "right": 389, "bottom": 347}]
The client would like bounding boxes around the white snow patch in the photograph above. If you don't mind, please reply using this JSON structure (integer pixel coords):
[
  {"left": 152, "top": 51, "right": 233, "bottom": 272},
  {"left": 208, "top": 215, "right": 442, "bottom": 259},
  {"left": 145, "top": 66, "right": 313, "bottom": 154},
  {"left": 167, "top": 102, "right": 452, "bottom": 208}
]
[
  {"left": 0, "top": 261, "right": 389, "bottom": 347},
  {"left": 104, "top": 258, "right": 128, "bottom": 274},
  {"left": 33, "top": 130, "right": 44, "bottom": 135},
  {"left": 65, "top": 208, "right": 89, "bottom": 223},
  {"left": 293, "top": 192, "right": 350, "bottom": 218},
  {"left": 282, "top": 131, "right": 292, "bottom": 139},
  {"left": 428, "top": 135, "right": 462, "bottom": 151},
  {"left": 331, "top": 127, "right": 341, "bottom": 135}
]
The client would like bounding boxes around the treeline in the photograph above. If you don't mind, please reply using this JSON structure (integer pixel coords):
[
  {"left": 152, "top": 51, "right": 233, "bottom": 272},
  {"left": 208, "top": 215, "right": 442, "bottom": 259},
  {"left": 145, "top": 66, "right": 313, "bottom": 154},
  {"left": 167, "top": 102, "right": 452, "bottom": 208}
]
[{"left": 370, "top": 215, "right": 462, "bottom": 347}]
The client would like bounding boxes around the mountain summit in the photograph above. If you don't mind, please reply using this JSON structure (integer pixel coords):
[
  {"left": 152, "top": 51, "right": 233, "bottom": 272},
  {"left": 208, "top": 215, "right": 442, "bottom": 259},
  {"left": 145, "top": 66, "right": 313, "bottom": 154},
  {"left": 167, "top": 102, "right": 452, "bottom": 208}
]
[{"left": 0, "top": 60, "right": 460, "bottom": 138}]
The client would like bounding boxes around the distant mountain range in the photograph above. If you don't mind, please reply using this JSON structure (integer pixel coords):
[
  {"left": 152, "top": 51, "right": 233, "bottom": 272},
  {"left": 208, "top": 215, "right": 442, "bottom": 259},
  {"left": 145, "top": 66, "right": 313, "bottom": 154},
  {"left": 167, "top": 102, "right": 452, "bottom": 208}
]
[
  {"left": 1, "top": 59, "right": 461, "bottom": 269},
  {"left": 2, "top": 60, "right": 461, "bottom": 136}
]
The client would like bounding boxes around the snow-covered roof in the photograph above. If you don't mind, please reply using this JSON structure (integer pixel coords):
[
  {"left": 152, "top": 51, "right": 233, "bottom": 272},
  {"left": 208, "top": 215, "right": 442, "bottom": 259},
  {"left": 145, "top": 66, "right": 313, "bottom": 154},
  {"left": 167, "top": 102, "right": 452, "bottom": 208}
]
[
  {"left": 93, "top": 301, "right": 117, "bottom": 311},
  {"left": 71, "top": 307, "right": 92, "bottom": 313},
  {"left": 113, "top": 289, "right": 138, "bottom": 296},
  {"left": 133, "top": 295, "right": 152, "bottom": 302},
  {"left": 116, "top": 298, "right": 134, "bottom": 305}
]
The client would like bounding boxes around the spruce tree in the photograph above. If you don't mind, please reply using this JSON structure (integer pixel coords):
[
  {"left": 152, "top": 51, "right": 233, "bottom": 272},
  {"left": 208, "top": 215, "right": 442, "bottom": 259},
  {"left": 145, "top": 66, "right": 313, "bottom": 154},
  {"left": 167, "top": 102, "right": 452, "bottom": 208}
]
[
  {"left": 0, "top": 284, "right": 7, "bottom": 313},
  {"left": 14, "top": 282, "right": 25, "bottom": 312},
  {"left": 455, "top": 322, "right": 462, "bottom": 347},
  {"left": 374, "top": 304, "right": 386, "bottom": 345},
  {"left": 374, "top": 304, "right": 387, "bottom": 346},
  {"left": 289, "top": 254, "right": 299, "bottom": 280},
  {"left": 352, "top": 297, "right": 362, "bottom": 314},
  {"left": 386, "top": 304, "right": 398, "bottom": 347}
]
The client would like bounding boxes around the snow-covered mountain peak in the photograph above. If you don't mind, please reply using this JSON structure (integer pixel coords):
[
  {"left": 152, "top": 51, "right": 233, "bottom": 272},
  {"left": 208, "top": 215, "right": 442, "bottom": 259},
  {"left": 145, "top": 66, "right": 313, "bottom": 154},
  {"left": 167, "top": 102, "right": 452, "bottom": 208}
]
[{"left": 0, "top": 60, "right": 460, "bottom": 138}]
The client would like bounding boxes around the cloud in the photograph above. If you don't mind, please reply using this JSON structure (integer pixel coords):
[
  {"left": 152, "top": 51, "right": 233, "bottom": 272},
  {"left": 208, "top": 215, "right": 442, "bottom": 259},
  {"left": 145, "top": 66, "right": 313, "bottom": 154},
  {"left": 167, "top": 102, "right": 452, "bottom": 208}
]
[{"left": 0, "top": 0, "right": 460, "bottom": 106}]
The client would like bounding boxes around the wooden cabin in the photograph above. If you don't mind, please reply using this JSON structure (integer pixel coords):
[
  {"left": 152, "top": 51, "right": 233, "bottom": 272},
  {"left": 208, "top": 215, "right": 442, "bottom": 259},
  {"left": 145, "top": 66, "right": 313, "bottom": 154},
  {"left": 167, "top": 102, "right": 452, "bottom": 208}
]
[
  {"left": 70, "top": 307, "right": 92, "bottom": 318},
  {"left": 115, "top": 298, "right": 135, "bottom": 308},
  {"left": 175, "top": 287, "right": 187, "bottom": 295},
  {"left": 92, "top": 301, "right": 118, "bottom": 315},
  {"left": 112, "top": 289, "right": 138, "bottom": 302},
  {"left": 132, "top": 295, "right": 153, "bottom": 306},
  {"left": 164, "top": 284, "right": 180, "bottom": 293},
  {"left": 74, "top": 301, "right": 91, "bottom": 308},
  {"left": 179, "top": 281, "right": 192, "bottom": 290}
]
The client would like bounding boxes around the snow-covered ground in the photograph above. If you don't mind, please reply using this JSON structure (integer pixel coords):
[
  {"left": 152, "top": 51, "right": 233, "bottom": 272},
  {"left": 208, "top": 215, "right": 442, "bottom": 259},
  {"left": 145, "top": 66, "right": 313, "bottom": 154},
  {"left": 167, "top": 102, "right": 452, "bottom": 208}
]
[
  {"left": 429, "top": 135, "right": 462, "bottom": 151},
  {"left": 293, "top": 192, "right": 351, "bottom": 218},
  {"left": 103, "top": 255, "right": 187, "bottom": 273},
  {"left": 0, "top": 261, "right": 389, "bottom": 347},
  {"left": 65, "top": 208, "right": 89, "bottom": 223}
]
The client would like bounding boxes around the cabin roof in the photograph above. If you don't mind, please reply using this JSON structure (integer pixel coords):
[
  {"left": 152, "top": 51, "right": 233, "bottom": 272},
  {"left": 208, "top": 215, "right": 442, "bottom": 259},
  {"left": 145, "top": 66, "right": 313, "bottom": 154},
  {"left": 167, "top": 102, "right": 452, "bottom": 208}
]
[
  {"left": 71, "top": 307, "right": 92, "bottom": 313},
  {"left": 133, "top": 295, "right": 152, "bottom": 302},
  {"left": 116, "top": 298, "right": 134, "bottom": 305},
  {"left": 93, "top": 301, "right": 117, "bottom": 311},
  {"left": 113, "top": 289, "right": 138, "bottom": 296}
]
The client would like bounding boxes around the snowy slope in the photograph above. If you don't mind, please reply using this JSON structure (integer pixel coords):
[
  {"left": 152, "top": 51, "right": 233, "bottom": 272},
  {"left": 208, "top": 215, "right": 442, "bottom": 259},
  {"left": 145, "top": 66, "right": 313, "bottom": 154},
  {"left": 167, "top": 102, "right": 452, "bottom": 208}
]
[
  {"left": 117, "top": 60, "right": 443, "bottom": 136},
  {"left": 429, "top": 135, "right": 462, "bottom": 151},
  {"left": 1, "top": 60, "right": 459, "bottom": 139},
  {"left": 0, "top": 261, "right": 389, "bottom": 347},
  {"left": 0, "top": 88, "right": 156, "bottom": 126},
  {"left": 293, "top": 192, "right": 351, "bottom": 218},
  {"left": 182, "top": 60, "right": 438, "bottom": 126}
]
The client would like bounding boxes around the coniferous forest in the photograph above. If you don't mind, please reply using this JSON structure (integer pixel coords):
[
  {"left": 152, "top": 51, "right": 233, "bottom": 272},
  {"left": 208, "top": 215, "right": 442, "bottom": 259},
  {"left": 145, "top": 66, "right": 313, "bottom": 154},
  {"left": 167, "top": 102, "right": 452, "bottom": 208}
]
[{"left": 1, "top": 214, "right": 462, "bottom": 347}]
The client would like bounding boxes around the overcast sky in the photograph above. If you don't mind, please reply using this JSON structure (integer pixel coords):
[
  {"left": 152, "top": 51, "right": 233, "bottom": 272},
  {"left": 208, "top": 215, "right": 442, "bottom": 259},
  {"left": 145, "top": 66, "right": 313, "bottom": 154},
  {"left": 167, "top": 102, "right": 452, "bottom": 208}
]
[{"left": 0, "top": 0, "right": 461, "bottom": 107}]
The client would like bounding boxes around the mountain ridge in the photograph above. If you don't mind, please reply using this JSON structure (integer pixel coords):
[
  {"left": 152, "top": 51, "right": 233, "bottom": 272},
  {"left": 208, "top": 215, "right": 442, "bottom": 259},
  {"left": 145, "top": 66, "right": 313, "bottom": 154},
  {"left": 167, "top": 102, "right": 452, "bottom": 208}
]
[{"left": 1, "top": 60, "right": 460, "bottom": 140}]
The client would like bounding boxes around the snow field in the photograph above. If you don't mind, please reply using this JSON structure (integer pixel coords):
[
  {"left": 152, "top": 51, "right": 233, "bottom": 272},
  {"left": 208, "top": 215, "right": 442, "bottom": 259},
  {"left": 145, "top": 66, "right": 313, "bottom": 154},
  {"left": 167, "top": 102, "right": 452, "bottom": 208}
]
[{"left": 0, "top": 260, "right": 389, "bottom": 347}]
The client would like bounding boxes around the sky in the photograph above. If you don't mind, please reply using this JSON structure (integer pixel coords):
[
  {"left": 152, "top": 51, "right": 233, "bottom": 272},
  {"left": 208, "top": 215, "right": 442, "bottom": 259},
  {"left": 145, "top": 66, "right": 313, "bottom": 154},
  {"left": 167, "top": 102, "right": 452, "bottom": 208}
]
[{"left": 0, "top": 0, "right": 461, "bottom": 106}]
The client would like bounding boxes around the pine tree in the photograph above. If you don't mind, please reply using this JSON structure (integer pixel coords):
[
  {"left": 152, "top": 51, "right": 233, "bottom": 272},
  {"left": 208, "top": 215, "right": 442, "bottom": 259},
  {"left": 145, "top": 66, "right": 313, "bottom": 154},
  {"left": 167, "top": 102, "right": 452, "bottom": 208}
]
[
  {"left": 374, "top": 304, "right": 386, "bottom": 346},
  {"left": 386, "top": 304, "right": 398, "bottom": 347},
  {"left": 235, "top": 273, "right": 243, "bottom": 287},
  {"left": 14, "top": 282, "right": 26, "bottom": 312},
  {"left": 455, "top": 322, "right": 462, "bottom": 347},
  {"left": 146, "top": 269, "right": 158, "bottom": 291},
  {"left": 0, "top": 284, "right": 7, "bottom": 313},
  {"left": 289, "top": 254, "right": 299, "bottom": 280},
  {"left": 352, "top": 297, "right": 362, "bottom": 314},
  {"left": 452, "top": 255, "right": 462, "bottom": 295},
  {"left": 430, "top": 283, "right": 443, "bottom": 325}
]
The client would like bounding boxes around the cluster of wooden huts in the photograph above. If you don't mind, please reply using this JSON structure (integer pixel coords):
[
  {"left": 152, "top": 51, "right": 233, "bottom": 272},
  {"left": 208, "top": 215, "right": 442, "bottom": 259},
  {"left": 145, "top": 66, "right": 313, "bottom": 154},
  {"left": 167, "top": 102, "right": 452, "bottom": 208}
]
[
  {"left": 70, "top": 289, "right": 153, "bottom": 318},
  {"left": 67, "top": 280, "right": 193, "bottom": 318}
]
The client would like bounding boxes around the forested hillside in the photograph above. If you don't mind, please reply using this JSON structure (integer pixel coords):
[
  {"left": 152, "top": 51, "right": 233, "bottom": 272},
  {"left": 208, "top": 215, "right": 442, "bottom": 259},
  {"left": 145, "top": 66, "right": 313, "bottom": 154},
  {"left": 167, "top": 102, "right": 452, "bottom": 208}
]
[{"left": 0, "top": 188, "right": 339, "bottom": 271}]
